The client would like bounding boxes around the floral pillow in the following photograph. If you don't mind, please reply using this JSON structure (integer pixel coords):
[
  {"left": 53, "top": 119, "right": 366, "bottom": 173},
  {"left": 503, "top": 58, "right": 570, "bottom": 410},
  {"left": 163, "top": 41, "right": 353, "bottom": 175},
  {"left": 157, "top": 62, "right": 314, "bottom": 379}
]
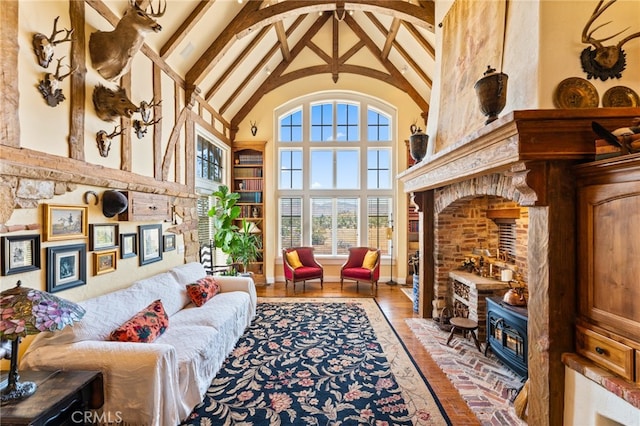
[
  {"left": 186, "top": 276, "right": 221, "bottom": 307},
  {"left": 109, "top": 299, "right": 168, "bottom": 343}
]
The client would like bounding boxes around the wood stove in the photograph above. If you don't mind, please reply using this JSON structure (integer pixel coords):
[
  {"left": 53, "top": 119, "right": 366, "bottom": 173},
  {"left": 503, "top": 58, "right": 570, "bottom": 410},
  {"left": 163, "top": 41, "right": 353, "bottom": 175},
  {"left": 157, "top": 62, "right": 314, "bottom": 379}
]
[{"left": 485, "top": 296, "right": 528, "bottom": 378}]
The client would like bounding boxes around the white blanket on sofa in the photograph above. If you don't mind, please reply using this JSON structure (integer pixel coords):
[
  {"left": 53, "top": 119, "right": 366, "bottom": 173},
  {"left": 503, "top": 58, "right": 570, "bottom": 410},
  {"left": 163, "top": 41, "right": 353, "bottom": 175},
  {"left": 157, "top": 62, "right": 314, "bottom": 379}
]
[{"left": 21, "top": 262, "right": 256, "bottom": 425}]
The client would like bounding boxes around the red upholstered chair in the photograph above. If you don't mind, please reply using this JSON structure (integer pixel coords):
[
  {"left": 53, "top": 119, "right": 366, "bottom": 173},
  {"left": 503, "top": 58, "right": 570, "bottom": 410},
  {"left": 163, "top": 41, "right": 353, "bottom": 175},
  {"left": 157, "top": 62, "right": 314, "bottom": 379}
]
[
  {"left": 340, "top": 247, "right": 381, "bottom": 295},
  {"left": 282, "top": 247, "right": 324, "bottom": 292}
]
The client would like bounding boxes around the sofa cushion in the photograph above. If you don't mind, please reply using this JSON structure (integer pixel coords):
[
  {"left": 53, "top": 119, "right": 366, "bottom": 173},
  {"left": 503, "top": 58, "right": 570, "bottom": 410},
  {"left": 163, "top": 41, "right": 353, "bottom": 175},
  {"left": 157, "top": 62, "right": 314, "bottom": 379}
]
[
  {"left": 186, "top": 276, "right": 220, "bottom": 307},
  {"left": 362, "top": 250, "right": 378, "bottom": 270},
  {"left": 285, "top": 250, "right": 303, "bottom": 269},
  {"left": 109, "top": 299, "right": 169, "bottom": 343},
  {"left": 170, "top": 262, "right": 207, "bottom": 286},
  {"left": 131, "top": 271, "right": 189, "bottom": 316}
]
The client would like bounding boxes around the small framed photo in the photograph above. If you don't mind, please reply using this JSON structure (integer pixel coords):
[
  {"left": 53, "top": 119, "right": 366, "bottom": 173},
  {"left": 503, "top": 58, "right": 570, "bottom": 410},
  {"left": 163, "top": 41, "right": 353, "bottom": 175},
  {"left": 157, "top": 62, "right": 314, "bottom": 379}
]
[
  {"left": 1, "top": 234, "right": 41, "bottom": 276},
  {"left": 163, "top": 234, "right": 176, "bottom": 252},
  {"left": 43, "top": 204, "right": 88, "bottom": 242},
  {"left": 46, "top": 243, "right": 87, "bottom": 293},
  {"left": 120, "top": 233, "right": 137, "bottom": 259},
  {"left": 89, "top": 223, "right": 119, "bottom": 251},
  {"left": 94, "top": 249, "right": 117, "bottom": 275},
  {"left": 139, "top": 224, "right": 163, "bottom": 266}
]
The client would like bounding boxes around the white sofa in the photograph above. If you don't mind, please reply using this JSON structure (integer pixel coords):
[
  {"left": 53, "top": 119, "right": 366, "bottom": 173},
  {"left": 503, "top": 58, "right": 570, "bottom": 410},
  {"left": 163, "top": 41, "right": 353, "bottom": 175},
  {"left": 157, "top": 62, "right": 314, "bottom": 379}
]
[{"left": 21, "top": 262, "right": 256, "bottom": 426}]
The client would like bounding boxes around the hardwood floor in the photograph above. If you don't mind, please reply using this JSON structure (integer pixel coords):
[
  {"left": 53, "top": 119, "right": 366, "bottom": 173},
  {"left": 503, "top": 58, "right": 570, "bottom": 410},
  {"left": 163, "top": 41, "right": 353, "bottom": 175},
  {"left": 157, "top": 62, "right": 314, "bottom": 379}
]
[{"left": 256, "top": 280, "right": 481, "bottom": 425}]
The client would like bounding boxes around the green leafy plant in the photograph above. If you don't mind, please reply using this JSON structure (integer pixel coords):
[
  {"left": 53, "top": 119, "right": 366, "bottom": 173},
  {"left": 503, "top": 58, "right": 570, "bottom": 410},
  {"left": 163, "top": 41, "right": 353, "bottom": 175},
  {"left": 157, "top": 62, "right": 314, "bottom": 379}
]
[{"left": 208, "top": 185, "right": 261, "bottom": 274}]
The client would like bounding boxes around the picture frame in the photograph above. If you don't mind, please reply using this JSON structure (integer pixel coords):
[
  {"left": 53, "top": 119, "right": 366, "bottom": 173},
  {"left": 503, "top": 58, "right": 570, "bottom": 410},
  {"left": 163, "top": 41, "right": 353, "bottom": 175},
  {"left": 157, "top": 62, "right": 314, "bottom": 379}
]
[
  {"left": 94, "top": 249, "right": 117, "bottom": 275},
  {"left": 43, "top": 204, "right": 88, "bottom": 242},
  {"left": 46, "top": 243, "right": 87, "bottom": 293},
  {"left": 163, "top": 234, "right": 176, "bottom": 252},
  {"left": 1, "top": 234, "right": 41, "bottom": 276},
  {"left": 138, "top": 224, "right": 163, "bottom": 266},
  {"left": 120, "top": 233, "right": 137, "bottom": 259},
  {"left": 89, "top": 223, "right": 119, "bottom": 251}
]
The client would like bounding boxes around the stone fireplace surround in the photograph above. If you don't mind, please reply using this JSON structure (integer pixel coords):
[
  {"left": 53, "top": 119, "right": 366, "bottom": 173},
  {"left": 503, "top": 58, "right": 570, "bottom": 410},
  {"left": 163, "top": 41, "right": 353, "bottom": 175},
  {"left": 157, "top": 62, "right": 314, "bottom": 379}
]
[{"left": 398, "top": 108, "right": 639, "bottom": 426}]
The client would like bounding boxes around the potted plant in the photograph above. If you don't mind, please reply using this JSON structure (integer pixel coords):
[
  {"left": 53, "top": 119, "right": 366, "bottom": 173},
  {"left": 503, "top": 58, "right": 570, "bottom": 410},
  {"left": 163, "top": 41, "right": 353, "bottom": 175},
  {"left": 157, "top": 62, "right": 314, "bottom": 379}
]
[
  {"left": 208, "top": 185, "right": 262, "bottom": 275},
  {"left": 229, "top": 219, "right": 262, "bottom": 275}
]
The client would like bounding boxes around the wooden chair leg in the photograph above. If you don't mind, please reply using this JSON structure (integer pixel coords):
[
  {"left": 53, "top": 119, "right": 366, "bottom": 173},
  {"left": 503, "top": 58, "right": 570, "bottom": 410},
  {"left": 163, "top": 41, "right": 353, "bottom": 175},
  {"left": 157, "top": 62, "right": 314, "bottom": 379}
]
[{"left": 340, "top": 278, "right": 344, "bottom": 289}]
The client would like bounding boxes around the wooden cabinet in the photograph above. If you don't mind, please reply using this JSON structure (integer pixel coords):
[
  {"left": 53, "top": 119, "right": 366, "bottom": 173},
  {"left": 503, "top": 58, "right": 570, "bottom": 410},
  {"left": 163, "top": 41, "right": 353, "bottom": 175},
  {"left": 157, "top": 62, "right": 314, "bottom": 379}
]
[
  {"left": 118, "top": 191, "right": 171, "bottom": 222},
  {"left": 575, "top": 153, "right": 640, "bottom": 383},
  {"left": 232, "top": 141, "right": 265, "bottom": 285}
]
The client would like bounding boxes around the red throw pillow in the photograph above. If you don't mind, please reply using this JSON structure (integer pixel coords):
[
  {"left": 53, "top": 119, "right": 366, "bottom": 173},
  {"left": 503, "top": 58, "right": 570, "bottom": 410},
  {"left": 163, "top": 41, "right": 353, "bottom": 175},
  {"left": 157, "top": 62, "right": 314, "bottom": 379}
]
[
  {"left": 186, "top": 276, "right": 221, "bottom": 307},
  {"left": 109, "top": 299, "right": 168, "bottom": 343}
]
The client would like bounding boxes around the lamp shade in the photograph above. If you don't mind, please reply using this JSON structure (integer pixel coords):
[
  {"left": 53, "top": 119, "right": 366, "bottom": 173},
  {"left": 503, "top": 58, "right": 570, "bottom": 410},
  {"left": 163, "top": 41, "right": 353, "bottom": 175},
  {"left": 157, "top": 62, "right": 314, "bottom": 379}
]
[
  {"left": 1, "top": 280, "right": 85, "bottom": 403},
  {"left": 1, "top": 280, "right": 85, "bottom": 340}
]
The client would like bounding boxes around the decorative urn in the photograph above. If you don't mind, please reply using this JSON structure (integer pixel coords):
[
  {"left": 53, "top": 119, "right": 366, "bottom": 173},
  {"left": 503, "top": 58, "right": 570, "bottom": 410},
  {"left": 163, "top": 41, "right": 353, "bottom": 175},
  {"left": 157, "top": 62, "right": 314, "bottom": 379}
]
[
  {"left": 474, "top": 65, "right": 508, "bottom": 125},
  {"left": 409, "top": 124, "right": 429, "bottom": 163}
]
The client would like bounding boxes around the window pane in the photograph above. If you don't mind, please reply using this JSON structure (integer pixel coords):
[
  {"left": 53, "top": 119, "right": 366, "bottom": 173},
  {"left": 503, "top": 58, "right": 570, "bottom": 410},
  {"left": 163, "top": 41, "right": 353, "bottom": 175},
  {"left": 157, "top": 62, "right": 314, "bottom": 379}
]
[
  {"left": 367, "top": 149, "right": 391, "bottom": 189},
  {"left": 367, "top": 109, "right": 390, "bottom": 141},
  {"left": 336, "top": 103, "right": 359, "bottom": 141},
  {"left": 336, "top": 198, "right": 358, "bottom": 255},
  {"left": 311, "top": 198, "right": 333, "bottom": 254},
  {"left": 336, "top": 150, "right": 359, "bottom": 189},
  {"left": 280, "top": 198, "right": 302, "bottom": 249},
  {"left": 280, "top": 110, "right": 302, "bottom": 142},
  {"left": 367, "top": 198, "right": 391, "bottom": 255},
  {"left": 311, "top": 104, "right": 333, "bottom": 141},
  {"left": 310, "top": 150, "right": 333, "bottom": 189},
  {"left": 280, "top": 150, "right": 302, "bottom": 189}
]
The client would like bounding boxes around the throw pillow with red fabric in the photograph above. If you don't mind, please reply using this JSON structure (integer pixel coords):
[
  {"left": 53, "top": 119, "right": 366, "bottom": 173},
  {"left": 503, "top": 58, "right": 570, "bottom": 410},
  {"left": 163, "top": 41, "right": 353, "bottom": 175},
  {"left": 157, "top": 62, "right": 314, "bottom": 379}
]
[
  {"left": 186, "top": 276, "right": 221, "bottom": 307},
  {"left": 109, "top": 299, "right": 168, "bottom": 343}
]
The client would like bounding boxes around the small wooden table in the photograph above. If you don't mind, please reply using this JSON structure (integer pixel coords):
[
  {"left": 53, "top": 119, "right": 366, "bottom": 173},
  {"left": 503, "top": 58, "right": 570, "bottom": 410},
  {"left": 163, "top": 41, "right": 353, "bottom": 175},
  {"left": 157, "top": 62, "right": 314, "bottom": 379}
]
[
  {"left": 446, "top": 317, "right": 482, "bottom": 352},
  {"left": 1, "top": 370, "right": 103, "bottom": 426}
]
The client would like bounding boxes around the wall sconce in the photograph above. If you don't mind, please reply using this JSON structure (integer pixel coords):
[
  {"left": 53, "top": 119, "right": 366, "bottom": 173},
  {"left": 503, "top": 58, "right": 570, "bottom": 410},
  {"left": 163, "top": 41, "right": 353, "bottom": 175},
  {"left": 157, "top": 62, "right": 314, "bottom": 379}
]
[{"left": 250, "top": 121, "right": 258, "bottom": 136}]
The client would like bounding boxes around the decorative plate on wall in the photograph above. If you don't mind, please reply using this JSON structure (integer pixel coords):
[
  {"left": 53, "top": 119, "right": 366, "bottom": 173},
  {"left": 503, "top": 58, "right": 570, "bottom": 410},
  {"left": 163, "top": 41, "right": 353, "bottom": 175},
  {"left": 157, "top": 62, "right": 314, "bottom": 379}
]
[
  {"left": 602, "top": 86, "right": 640, "bottom": 107},
  {"left": 553, "top": 77, "right": 599, "bottom": 109}
]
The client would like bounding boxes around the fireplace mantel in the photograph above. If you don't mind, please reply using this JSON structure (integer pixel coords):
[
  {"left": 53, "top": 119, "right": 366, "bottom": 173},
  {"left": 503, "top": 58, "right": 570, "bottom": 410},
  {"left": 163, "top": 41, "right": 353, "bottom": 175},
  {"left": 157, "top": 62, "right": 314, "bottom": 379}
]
[{"left": 398, "top": 108, "right": 639, "bottom": 194}]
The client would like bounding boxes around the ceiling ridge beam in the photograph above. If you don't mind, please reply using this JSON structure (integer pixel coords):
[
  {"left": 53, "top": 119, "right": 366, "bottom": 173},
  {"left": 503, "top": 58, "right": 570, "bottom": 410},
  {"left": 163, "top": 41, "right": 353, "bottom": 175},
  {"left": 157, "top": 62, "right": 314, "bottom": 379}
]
[{"left": 160, "top": 0, "right": 216, "bottom": 59}]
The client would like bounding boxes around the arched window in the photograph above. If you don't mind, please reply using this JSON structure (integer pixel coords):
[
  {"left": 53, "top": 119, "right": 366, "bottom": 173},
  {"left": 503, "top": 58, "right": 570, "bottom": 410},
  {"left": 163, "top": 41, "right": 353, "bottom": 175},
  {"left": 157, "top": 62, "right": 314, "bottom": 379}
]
[{"left": 276, "top": 93, "right": 394, "bottom": 256}]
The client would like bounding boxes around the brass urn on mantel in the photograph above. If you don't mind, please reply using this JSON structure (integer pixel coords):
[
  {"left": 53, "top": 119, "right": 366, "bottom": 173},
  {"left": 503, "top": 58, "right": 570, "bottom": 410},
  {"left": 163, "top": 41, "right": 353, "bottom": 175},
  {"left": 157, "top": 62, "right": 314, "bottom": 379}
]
[{"left": 474, "top": 65, "right": 509, "bottom": 125}]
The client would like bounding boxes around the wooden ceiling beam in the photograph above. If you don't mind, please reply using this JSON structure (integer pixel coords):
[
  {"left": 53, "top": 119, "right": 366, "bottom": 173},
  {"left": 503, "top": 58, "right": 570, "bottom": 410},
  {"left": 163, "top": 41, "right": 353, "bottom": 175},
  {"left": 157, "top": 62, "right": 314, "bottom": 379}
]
[
  {"left": 332, "top": 14, "right": 339, "bottom": 82},
  {"left": 401, "top": 21, "right": 435, "bottom": 60},
  {"left": 275, "top": 21, "right": 292, "bottom": 62},
  {"left": 160, "top": 0, "right": 215, "bottom": 59},
  {"left": 307, "top": 41, "right": 332, "bottom": 64},
  {"left": 366, "top": 12, "right": 432, "bottom": 88},
  {"left": 381, "top": 18, "right": 401, "bottom": 60},
  {"left": 339, "top": 39, "right": 365, "bottom": 64}
]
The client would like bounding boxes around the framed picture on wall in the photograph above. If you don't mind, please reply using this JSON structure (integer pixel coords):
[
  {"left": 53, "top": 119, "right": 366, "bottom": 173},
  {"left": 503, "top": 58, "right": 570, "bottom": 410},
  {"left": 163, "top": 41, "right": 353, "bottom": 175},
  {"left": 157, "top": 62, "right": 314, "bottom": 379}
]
[
  {"left": 46, "top": 243, "right": 87, "bottom": 293},
  {"left": 120, "top": 233, "right": 137, "bottom": 259},
  {"left": 43, "top": 204, "right": 88, "bottom": 242},
  {"left": 163, "top": 234, "right": 176, "bottom": 252},
  {"left": 1, "top": 234, "right": 41, "bottom": 276},
  {"left": 89, "top": 223, "right": 119, "bottom": 251},
  {"left": 94, "top": 249, "right": 117, "bottom": 275},
  {"left": 139, "top": 224, "right": 163, "bottom": 266}
]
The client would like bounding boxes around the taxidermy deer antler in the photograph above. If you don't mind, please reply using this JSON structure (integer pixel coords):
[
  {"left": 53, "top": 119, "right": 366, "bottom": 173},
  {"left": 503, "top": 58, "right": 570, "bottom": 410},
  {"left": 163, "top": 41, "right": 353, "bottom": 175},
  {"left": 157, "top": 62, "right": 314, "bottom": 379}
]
[
  {"left": 581, "top": 0, "right": 640, "bottom": 80},
  {"left": 96, "top": 125, "right": 125, "bottom": 157},
  {"left": 32, "top": 16, "right": 74, "bottom": 68},
  {"left": 37, "top": 57, "right": 77, "bottom": 107}
]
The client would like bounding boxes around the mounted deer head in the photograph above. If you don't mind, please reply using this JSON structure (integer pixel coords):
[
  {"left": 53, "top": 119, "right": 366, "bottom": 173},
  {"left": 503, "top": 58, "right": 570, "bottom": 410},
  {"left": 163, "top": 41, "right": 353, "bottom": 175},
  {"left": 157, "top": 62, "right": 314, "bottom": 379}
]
[
  {"left": 32, "top": 16, "right": 74, "bottom": 68},
  {"left": 37, "top": 57, "right": 77, "bottom": 107},
  {"left": 89, "top": 0, "right": 166, "bottom": 81},
  {"left": 93, "top": 84, "right": 139, "bottom": 122},
  {"left": 581, "top": 0, "right": 640, "bottom": 80},
  {"left": 96, "top": 125, "right": 125, "bottom": 157}
]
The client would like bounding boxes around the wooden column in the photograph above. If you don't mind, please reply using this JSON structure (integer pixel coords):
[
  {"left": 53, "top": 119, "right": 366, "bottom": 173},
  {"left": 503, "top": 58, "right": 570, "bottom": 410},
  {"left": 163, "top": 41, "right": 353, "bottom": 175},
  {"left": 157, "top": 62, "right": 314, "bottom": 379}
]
[
  {"left": 526, "top": 161, "right": 577, "bottom": 426},
  {"left": 414, "top": 190, "right": 434, "bottom": 319}
]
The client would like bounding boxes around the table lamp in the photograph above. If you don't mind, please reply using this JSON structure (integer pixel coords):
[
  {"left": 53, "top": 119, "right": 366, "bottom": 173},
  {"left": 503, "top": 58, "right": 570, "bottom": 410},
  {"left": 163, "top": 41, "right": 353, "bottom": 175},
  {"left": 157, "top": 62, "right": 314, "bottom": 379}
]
[{"left": 0, "top": 280, "right": 85, "bottom": 403}]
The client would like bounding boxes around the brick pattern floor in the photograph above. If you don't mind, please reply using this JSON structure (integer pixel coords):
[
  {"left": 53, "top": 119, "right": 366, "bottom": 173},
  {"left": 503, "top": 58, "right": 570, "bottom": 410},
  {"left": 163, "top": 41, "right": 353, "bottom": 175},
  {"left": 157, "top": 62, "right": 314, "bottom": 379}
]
[{"left": 406, "top": 318, "right": 527, "bottom": 426}]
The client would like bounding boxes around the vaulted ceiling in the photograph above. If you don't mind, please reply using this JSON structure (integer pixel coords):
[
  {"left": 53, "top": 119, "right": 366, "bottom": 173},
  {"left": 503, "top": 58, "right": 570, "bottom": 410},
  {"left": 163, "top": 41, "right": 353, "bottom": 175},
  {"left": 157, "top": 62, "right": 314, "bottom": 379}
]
[{"left": 125, "top": 0, "right": 436, "bottom": 131}]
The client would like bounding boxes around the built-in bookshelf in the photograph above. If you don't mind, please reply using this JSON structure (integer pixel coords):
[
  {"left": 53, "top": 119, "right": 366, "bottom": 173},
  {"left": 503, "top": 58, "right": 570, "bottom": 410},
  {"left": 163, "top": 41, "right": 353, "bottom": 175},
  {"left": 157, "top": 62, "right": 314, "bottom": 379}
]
[{"left": 232, "top": 141, "right": 266, "bottom": 285}]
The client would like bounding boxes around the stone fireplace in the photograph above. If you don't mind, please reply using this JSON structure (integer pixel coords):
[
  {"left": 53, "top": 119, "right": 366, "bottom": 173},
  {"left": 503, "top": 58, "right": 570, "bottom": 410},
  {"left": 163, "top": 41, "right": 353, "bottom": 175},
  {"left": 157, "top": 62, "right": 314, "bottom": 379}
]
[{"left": 398, "top": 108, "right": 639, "bottom": 426}]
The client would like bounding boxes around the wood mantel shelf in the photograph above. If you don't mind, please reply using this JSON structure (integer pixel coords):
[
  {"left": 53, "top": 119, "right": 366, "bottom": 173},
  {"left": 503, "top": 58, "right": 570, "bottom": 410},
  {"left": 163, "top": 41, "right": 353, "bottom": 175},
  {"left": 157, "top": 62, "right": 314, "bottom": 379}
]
[{"left": 398, "top": 108, "right": 639, "bottom": 194}]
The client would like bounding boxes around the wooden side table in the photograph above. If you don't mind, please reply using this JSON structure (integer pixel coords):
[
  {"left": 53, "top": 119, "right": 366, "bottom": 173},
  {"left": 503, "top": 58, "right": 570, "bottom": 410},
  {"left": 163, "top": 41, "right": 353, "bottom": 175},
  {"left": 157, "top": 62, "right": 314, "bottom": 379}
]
[
  {"left": 0, "top": 370, "right": 103, "bottom": 426},
  {"left": 446, "top": 317, "right": 483, "bottom": 352}
]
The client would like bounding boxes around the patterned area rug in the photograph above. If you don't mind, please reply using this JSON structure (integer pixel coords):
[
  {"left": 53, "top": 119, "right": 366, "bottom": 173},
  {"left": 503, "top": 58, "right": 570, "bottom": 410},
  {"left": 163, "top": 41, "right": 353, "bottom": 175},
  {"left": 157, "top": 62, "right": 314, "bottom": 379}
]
[
  {"left": 406, "top": 319, "right": 526, "bottom": 426},
  {"left": 183, "top": 298, "right": 451, "bottom": 425}
]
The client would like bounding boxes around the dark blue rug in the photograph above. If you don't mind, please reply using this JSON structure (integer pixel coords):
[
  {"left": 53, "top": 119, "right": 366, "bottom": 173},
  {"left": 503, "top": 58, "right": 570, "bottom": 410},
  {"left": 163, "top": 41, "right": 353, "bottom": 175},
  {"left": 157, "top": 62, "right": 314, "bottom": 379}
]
[{"left": 183, "top": 298, "right": 450, "bottom": 425}]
